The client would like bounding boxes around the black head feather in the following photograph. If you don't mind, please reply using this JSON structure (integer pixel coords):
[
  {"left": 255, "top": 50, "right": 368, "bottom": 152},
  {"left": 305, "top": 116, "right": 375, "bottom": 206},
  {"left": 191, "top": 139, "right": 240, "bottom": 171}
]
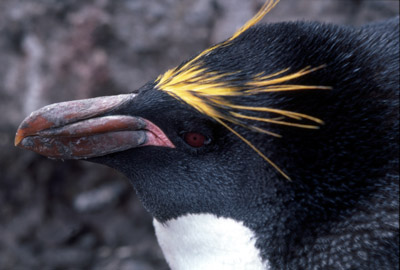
[{"left": 94, "top": 17, "right": 399, "bottom": 269}]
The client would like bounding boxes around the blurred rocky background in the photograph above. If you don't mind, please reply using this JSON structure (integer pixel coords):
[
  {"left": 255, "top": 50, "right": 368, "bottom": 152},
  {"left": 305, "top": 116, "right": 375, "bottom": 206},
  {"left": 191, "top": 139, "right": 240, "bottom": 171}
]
[{"left": 0, "top": 0, "right": 398, "bottom": 269}]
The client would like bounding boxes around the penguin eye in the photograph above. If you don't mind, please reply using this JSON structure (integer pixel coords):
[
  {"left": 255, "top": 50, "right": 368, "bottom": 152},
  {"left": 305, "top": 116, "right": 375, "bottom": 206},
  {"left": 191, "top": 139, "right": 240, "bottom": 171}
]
[{"left": 182, "top": 132, "right": 208, "bottom": 148}]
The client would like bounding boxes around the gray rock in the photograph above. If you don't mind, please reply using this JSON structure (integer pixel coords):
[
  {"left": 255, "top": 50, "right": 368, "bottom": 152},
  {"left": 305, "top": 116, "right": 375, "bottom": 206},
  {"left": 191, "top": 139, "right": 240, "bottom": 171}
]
[{"left": 74, "top": 182, "right": 127, "bottom": 213}]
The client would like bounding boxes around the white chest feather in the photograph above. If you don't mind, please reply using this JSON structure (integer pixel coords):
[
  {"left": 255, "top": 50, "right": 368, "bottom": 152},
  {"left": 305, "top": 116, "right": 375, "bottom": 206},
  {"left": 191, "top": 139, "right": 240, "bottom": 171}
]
[{"left": 153, "top": 213, "right": 270, "bottom": 270}]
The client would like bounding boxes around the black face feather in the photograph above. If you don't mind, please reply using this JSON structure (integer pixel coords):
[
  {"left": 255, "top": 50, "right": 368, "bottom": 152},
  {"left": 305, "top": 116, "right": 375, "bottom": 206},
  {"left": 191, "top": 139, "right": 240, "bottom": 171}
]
[{"left": 92, "top": 17, "right": 399, "bottom": 269}]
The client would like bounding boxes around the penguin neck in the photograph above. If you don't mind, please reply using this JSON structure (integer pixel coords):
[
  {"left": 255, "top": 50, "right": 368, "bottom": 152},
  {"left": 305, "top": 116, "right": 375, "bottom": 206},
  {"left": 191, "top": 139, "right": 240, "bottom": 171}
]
[{"left": 153, "top": 213, "right": 270, "bottom": 270}]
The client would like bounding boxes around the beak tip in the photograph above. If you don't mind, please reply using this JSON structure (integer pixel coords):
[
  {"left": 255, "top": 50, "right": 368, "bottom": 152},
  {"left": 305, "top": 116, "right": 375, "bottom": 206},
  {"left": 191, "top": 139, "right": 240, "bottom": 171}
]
[{"left": 14, "top": 131, "right": 24, "bottom": 147}]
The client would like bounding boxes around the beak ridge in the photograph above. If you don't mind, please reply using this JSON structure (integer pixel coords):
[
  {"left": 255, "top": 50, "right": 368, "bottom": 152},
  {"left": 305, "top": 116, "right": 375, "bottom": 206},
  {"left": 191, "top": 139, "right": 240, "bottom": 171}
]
[
  {"left": 15, "top": 94, "right": 134, "bottom": 147},
  {"left": 15, "top": 93, "right": 174, "bottom": 159}
]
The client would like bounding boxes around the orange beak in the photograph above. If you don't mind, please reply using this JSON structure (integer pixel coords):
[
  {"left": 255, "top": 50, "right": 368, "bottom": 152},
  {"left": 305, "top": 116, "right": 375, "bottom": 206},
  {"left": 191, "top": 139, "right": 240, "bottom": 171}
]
[{"left": 15, "top": 94, "right": 174, "bottom": 159}]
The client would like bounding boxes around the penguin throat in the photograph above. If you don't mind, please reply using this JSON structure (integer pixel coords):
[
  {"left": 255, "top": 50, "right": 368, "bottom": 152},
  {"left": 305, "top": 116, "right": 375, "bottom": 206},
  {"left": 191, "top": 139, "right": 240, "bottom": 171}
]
[{"left": 153, "top": 213, "right": 270, "bottom": 270}]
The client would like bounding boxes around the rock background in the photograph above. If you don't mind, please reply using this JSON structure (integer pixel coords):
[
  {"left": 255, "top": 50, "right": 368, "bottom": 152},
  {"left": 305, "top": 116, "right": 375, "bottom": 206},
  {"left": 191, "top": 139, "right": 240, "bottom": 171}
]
[{"left": 0, "top": 0, "right": 398, "bottom": 269}]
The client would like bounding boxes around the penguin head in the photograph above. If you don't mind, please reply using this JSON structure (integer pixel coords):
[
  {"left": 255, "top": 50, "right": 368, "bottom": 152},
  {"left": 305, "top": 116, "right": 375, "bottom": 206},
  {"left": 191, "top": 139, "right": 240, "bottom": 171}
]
[{"left": 14, "top": 0, "right": 399, "bottom": 268}]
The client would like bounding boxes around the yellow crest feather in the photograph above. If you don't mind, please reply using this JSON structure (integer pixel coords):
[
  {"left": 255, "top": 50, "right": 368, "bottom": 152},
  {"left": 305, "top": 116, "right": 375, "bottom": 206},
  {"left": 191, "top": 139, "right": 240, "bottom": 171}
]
[{"left": 155, "top": 0, "right": 331, "bottom": 180}]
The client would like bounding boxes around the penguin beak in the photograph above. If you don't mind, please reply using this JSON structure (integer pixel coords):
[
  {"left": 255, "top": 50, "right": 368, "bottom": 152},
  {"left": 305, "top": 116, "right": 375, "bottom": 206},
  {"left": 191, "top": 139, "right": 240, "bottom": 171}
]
[{"left": 15, "top": 94, "right": 174, "bottom": 159}]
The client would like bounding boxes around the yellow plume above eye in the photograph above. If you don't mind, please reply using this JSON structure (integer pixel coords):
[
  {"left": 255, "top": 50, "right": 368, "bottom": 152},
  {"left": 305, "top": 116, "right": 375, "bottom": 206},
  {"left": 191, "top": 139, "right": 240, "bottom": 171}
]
[{"left": 155, "top": 0, "right": 331, "bottom": 180}]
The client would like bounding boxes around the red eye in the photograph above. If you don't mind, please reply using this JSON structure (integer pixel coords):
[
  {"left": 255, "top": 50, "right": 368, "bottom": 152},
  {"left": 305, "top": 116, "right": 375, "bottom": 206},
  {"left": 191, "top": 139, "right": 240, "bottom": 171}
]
[{"left": 183, "top": 132, "right": 206, "bottom": 148}]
